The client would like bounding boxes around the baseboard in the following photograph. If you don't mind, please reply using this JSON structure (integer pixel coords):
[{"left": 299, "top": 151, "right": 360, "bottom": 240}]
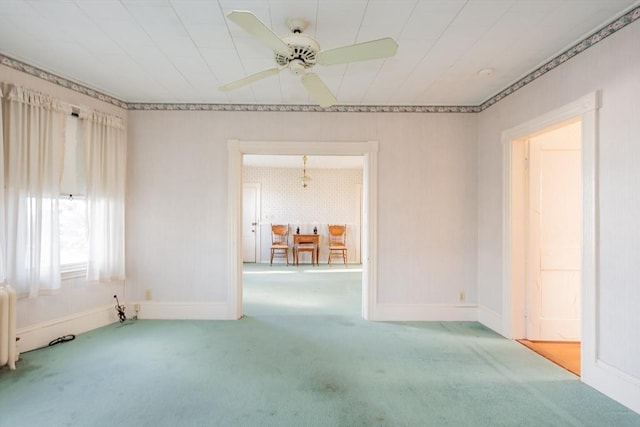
[
  {"left": 257, "top": 261, "right": 360, "bottom": 266},
  {"left": 16, "top": 305, "right": 118, "bottom": 353},
  {"left": 131, "top": 301, "right": 231, "bottom": 320},
  {"left": 477, "top": 304, "right": 503, "bottom": 335},
  {"left": 583, "top": 359, "right": 640, "bottom": 415},
  {"left": 372, "top": 303, "right": 477, "bottom": 321}
]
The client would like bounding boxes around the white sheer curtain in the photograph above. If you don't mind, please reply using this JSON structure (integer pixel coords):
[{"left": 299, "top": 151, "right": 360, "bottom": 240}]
[
  {"left": 81, "top": 111, "right": 126, "bottom": 282},
  {"left": 4, "top": 85, "right": 70, "bottom": 297}
]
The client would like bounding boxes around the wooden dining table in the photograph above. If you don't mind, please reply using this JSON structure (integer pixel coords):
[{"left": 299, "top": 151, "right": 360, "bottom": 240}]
[{"left": 293, "top": 233, "right": 320, "bottom": 265}]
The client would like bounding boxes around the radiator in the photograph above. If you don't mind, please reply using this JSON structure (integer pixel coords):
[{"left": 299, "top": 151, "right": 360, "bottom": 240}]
[{"left": 0, "top": 285, "right": 18, "bottom": 370}]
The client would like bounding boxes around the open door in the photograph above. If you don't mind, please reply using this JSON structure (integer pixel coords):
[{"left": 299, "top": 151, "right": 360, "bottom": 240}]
[{"left": 526, "top": 121, "right": 581, "bottom": 341}]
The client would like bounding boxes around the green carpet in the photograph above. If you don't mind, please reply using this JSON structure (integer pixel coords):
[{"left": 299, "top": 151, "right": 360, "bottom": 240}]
[{"left": 1, "top": 264, "right": 639, "bottom": 426}]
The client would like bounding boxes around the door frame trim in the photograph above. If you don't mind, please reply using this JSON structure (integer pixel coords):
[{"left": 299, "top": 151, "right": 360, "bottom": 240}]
[
  {"left": 227, "top": 139, "right": 379, "bottom": 320},
  {"left": 501, "top": 91, "right": 598, "bottom": 373}
]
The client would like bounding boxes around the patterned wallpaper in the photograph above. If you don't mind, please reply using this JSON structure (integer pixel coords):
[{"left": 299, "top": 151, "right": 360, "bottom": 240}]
[
  {"left": 243, "top": 166, "right": 362, "bottom": 263},
  {"left": 244, "top": 166, "right": 362, "bottom": 226}
]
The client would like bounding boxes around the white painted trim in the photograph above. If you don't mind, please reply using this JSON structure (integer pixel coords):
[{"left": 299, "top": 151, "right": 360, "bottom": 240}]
[
  {"left": 502, "top": 91, "right": 598, "bottom": 340},
  {"left": 227, "top": 139, "right": 379, "bottom": 321},
  {"left": 579, "top": 104, "right": 598, "bottom": 380},
  {"left": 502, "top": 139, "right": 513, "bottom": 338},
  {"left": 374, "top": 304, "right": 477, "bottom": 322},
  {"left": 477, "top": 304, "right": 502, "bottom": 333},
  {"left": 577, "top": 104, "right": 640, "bottom": 415},
  {"left": 131, "top": 302, "right": 229, "bottom": 320},
  {"left": 228, "top": 139, "right": 243, "bottom": 319},
  {"left": 588, "top": 360, "right": 640, "bottom": 415},
  {"left": 363, "top": 146, "right": 378, "bottom": 320},
  {"left": 356, "top": 183, "right": 363, "bottom": 264},
  {"left": 16, "top": 305, "right": 118, "bottom": 353}
]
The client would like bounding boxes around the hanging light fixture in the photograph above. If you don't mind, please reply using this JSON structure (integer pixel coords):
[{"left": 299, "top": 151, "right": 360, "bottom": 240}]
[{"left": 299, "top": 155, "right": 312, "bottom": 188}]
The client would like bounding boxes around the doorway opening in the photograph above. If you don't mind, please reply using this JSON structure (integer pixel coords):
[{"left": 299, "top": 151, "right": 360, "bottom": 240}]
[
  {"left": 511, "top": 119, "right": 583, "bottom": 374},
  {"left": 228, "top": 140, "right": 379, "bottom": 321},
  {"left": 240, "top": 155, "right": 364, "bottom": 317},
  {"left": 241, "top": 155, "right": 363, "bottom": 265},
  {"left": 510, "top": 118, "right": 582, "bottom": 374},
  {"left": 501, "top": 92, "right": 598, "bottom": 381}
]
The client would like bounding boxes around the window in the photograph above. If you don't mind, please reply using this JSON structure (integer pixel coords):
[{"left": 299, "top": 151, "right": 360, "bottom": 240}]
[
  {"left": 5, "top": 86, "right": 126, "bottom": 294},
  {"left": 59, "top": 196, "right": 88, "bottom": 269},
  {"left": 59, "top": 114, "right": 88, "bottom": 272}
]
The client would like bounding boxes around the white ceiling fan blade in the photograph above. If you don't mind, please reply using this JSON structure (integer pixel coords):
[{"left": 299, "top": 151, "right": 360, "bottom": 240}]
[
  {"left": 301, "top": 73, "right": 337, "bottom": 108},
  {"left": 219, "top": 68, "right": 282, "bottom": 91},
  {"left": 316, "top": 37, "right": 398, "bottom": 66},
  {"left": 227, "top": 10, "right": 291, "bottom": 56}
]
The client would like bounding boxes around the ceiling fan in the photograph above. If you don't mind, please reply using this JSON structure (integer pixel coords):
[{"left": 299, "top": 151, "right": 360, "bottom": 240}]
[{"left": 219, "top": 10, "right": 399, "bottom": 108}]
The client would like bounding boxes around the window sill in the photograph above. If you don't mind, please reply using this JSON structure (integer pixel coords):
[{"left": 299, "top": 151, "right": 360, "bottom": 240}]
[{"left": 61, "top": 263, "right": 87, "bottom": 280}]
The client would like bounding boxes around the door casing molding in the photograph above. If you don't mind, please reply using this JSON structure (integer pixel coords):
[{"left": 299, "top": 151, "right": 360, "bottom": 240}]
[{"left": 502, "top": 91, "right": 598, "bottom": 373}]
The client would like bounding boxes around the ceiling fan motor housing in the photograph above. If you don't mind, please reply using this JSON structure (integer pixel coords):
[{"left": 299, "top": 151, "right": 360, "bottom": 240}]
[{"left": 275, "top": 33, "right": 320, "bottom": 69}]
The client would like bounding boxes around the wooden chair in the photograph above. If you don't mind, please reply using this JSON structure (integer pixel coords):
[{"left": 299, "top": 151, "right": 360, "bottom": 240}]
[
  {"left": 327, "top": 224, "right": 348, "bottom": 266},
  {"left": 270, "top": 224, "right": 290, "bottom": 266}
]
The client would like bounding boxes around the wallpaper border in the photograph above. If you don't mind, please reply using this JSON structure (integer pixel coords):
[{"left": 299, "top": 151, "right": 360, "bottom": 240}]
[
  {"left": 1, "top": 5, "right": 638, "bottom": 114},
  {"left": 0, "top": 54, "right": 128, "bottom": 110},
  {"left": 479, "top": 4, "right": 640, "bottom": 111}
]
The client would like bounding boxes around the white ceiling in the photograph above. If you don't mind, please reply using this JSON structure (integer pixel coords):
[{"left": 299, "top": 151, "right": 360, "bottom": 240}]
[{"left": 1, "top": 0, "right": 638, "bottom": 107}]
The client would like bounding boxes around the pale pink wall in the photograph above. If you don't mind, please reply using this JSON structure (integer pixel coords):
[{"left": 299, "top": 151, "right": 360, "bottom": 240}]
[
  {"left": 126, "top": 111, "right": 478, "bottom": 305},
  {"left": 476, "top": 18, "right": 640, "bottom": 399}
]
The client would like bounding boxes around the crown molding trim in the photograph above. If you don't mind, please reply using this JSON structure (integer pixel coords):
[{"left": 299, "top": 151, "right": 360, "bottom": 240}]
[
  {"left": 125, "top": 102, "right": 480, "bottom": 113},
  {"left": 1, "top": 4, "right": 638, "bottom": 113}
]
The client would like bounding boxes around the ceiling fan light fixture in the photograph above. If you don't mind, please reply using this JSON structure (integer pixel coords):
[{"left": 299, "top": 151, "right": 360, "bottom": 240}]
[{"left": 289, "top": 59, "right": 307, "bottom": 75}]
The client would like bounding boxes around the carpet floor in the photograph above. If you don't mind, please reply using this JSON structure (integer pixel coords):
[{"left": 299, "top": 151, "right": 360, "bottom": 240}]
[{"left": 1, "top": 264, "right": 638, "bottom": 426}]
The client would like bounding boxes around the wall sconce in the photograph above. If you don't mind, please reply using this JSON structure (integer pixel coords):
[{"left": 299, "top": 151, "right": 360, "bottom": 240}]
[{"left": 299, "top": 155, "right": 312, "bottom": 188}]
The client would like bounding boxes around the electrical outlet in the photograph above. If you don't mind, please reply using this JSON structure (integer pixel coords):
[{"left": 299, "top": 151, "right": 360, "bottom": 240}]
[
  {"left": 134, "top": 303, "right": 140, "bottom": 312},
  {"left": 459, "top": 292, "right": 465, "bottom": 302},
  {"left": 145, "top": 289, "right": 153, "bottom": 300}
]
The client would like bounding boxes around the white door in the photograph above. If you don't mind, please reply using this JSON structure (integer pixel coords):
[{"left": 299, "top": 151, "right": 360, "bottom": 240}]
[
  {"left": 242, "top": 183, "right": 260, "bottom": 262},
  {"left": 527, "top": 121, "right": 581, "bottom": 341},
  {"left": 355, "top": 183, "right": 362, "bottom": 263}
]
